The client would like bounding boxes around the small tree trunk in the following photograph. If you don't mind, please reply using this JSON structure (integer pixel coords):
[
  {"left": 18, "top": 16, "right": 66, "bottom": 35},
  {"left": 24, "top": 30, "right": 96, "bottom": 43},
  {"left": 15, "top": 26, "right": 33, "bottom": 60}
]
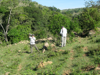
[
  {"left": 6, "top": 9, "right": 12, "bottom": 33},
  {"left": 4, "top": 32, "right": 8, "bottom": 42},
  {"left": 0, "top": 24, "right": 8, "bottom": 42},
  {"left": 0, "top": 9, "right": 12, "bottom": 43}
]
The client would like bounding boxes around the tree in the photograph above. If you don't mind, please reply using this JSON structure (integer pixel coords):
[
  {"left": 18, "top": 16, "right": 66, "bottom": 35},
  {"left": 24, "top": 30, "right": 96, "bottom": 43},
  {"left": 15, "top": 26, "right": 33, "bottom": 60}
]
[
  {"left": 0, "top": 0, "right": 18, "bottom": 42},
  {"left": 78, "top": 8, "right": 100, "bottom": 35},
  {"left": 48, "top": 13, "right": 71, "bottom": 36},
  {"left": 8, "top": 25, "right": 31, "bottom": 44},
  {"left": 24, "top": 2, "right": 44, "bottom": 30},
  {"left": 49, "top": 6, "right": 60, "bottom": 12},
  {"left": 0, "top": 9, "right": 12, "bottom": 42},
  {"left": 85, "top": 0, "right": 96, "bottom": 7},
  {"left": 85, "top": 0, "right": 100, "bottom": 8}
]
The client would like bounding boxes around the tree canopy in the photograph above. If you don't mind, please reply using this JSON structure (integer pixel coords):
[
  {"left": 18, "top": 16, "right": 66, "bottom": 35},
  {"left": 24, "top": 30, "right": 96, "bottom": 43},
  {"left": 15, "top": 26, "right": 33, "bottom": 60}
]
[{"left": 0, "top": 0, "right": 100, "bottom": 44}]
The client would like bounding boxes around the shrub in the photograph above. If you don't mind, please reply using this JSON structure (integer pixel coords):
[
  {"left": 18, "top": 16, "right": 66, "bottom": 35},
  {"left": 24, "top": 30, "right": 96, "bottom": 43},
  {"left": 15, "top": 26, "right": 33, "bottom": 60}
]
[
  {"left": 86, "top": 45, "right": 100, "bottom": 56},
  {"left": 71, "top": 18, "right": 82, "bottom": 34},
  {"left": 8, "top": 25, "right": 31, "bottom": 44},
  {"left": 0, "top": 6, "right": 8, "bottom": 13},
  {"left": 33, "top": 29, "right": 47, "bottom": 39},
  {"left": 48, "top": 13, "right": 71, "bottom": 36},
  {"left": 78, "top": 8, "right": 100, "bottom": 36},
  {"left": 94, "top": 57, "right": 100, "bottom": 64}
]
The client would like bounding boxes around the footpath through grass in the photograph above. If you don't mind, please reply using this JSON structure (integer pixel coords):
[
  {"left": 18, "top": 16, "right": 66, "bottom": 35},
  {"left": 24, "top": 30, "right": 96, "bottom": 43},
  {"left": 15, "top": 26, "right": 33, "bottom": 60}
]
[{"left": 0, "top": 32, "right": 100, "bottom": 75}]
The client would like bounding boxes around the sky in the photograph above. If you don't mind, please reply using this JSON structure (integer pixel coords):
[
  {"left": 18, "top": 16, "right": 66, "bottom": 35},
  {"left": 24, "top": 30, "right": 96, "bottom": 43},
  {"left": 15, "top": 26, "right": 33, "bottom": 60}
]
[{"left": 32, "top": 0, "right": 98, "bottom": 10}]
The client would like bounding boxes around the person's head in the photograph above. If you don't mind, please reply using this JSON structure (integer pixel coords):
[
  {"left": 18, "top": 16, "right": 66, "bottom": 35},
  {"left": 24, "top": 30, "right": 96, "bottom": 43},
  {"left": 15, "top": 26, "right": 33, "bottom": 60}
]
[
  {"left": 32, "top": 34, "right": 34, "bottom": 37},
  {"left": 29, "top": 33, "right": 32, "bottom": 36},
  {"left": 62, "top": 26, "right": 64, "bottom": 29}
]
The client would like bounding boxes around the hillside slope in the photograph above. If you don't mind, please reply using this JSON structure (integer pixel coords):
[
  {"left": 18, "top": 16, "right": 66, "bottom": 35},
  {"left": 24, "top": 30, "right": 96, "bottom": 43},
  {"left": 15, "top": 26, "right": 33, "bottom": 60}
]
[{"left": 0, "top": 30, "right": 100, "bottom": 75}]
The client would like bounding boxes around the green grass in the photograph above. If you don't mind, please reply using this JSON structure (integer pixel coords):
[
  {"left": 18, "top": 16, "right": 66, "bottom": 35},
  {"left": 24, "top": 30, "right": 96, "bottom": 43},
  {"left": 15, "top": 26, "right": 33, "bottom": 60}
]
[{"left": 0, "top": 33, "right": 100, "bottom": 75}]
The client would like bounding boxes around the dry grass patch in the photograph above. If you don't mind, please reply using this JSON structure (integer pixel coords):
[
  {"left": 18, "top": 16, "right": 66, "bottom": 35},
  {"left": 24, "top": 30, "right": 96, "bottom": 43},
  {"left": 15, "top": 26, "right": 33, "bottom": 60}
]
[
  {"left": 37, "top": 61, "right": 53, "bottom": 69},
  {"left": 83, "top": 54, "right": 87, "bottom": 57},
  {"left": 83, "top": 46, "right": 88, "bottom": 52},
  {"left": 18, "top": 64, "right": 22, "bottom": 71},
  {"left": 5, "top": 72, "right": 10, "bottom": 75},
  {"left": 63, "top": 70, "right": 71, "bottom": 75},
  {"left": 95, "top": 64, "right": 100, "bottom": 70}
]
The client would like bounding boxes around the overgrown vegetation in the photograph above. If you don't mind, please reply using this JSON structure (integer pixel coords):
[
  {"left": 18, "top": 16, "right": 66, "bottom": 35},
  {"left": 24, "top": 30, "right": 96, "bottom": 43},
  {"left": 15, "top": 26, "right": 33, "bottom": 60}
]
[
  {"left": 0, "top": 0, "right": 100, "bottom": 74},
  {"left": 0, "top": 0, "right": 100, "bottom": 44},
  {"left": 0, "top": 30, "right": 100, "bottom": 75}
]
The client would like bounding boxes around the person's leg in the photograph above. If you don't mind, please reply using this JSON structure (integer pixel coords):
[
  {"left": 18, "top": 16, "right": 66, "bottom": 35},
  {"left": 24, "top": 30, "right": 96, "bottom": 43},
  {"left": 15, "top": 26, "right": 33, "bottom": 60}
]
[
  {"left": 33, "top": 44, "right": 40, "bottom": 52},
  {"left": 30, "top": 45, "right": 33, "bottom": 53},
  {"left": 65, "top": 37, "right": 66, "bottom": 46},
  {"left": 61, "top": 37, "right": 64, "bottom": 47},
  {"left": 64, "top": 37, "right": 66, "bottom": 47}
]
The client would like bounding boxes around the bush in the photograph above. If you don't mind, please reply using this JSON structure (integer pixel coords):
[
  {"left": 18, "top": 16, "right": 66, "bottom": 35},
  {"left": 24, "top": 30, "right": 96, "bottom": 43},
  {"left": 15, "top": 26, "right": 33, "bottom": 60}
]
[
  {"left": 8, "top": 25, "right": 31, "bottom": 44},
  {"left": 24, "top": 4, "right": 44, "bottom": 30},
  {"left": 71, "top": 18, "right": 82, "bottom": 34},
  {"left": 94, "top": 57, "right": 100, "bottom": 64},
  {"left": 33, "top": 29, "right": 47, "bottom": 39},
  {"left": 86, "top": 45, "right": 100, "bottom": 56},
  {"left": 48, "top": 13, "right": 71, "bottom": 36},
  {"left": 78, "top": 8, "right": 100, "bottom": 36},
  {"left": 0, "top": 6, "right": 8, "bottom": 13}
]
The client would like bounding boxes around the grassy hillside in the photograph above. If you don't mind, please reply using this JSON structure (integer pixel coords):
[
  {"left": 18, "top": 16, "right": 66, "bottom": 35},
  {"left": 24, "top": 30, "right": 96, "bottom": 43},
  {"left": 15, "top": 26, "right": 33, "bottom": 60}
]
[{"left": 0, "top": 29, "right": 100, "bottom": 75}]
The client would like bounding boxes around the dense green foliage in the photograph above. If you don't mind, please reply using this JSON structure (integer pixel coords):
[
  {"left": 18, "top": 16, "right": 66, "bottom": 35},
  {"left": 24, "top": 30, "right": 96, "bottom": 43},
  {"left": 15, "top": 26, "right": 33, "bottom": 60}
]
[
  {"left": 62, "top": 8, "right": 84, "bottom": 17},
  {"left": 78, "top": 8, "right": 100, "bottom": 35},
  {"left": 0, "top": 0, "right": 100, "bottom": 75},
  {"left": 0, "top": 6, "right": 8, "bottom": 13},
  {"left": 8, "top": 25, "right": 31, "bottom": 43},
  {"left": 48, "top": 13, "right": 71, "bottom": 36},
  {"left": 49, "top": 6, "right": 60, "bottom": 12},
  {"left": 24, "top": 3, "right": 44, "bottom": 30},
  {"left": 0, "top": 0, "right": 100, "bottom": 44}
]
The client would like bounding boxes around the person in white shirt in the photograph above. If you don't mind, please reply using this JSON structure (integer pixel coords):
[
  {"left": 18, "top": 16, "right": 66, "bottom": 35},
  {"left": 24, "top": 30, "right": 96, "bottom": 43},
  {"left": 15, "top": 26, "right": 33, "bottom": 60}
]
[
  {"left": 60, "top": 26, "right": 67, "bottom": 47},
  {"left": 29, "top": 34, "right": 39, "bottom": 53}
]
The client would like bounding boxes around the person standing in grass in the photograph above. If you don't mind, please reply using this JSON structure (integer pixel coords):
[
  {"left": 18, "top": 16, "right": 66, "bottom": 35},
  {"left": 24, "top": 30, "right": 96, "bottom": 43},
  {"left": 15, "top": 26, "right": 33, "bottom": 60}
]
[
  {"left": 60, "top": 26, "right": 67, "bottom": 47},
  {"left": 29, "top": 34, "right": 39, "bottom": 53}
]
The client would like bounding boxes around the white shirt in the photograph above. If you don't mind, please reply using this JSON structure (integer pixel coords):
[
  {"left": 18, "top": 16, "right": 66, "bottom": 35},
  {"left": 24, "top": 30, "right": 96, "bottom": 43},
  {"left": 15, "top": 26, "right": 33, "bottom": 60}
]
[
  {"left": 29, "top": 36, "right": 36, "bottom": 45},
  {"left": 60, "top": 27, "right": 67, "bottom": 37}
]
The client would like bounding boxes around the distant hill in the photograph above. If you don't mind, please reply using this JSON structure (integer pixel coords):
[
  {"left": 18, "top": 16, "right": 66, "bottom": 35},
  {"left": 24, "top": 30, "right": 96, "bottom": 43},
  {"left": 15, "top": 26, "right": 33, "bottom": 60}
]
[
  {"left": 61, "top": 8, "right": 84, "bottom": 16},
  {"left": 61, "top": 8, "right": 84, "bottom": 13}
]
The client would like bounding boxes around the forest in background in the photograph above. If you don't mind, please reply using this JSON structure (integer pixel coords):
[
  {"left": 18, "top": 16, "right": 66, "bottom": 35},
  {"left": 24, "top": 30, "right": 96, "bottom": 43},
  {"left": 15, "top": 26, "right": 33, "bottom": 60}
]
[
  {"left": 0, "top": 0, "right": 100, "bottom": 45},
  {"left": 0, "top": 0, "right": 100, "bottom": 75}
]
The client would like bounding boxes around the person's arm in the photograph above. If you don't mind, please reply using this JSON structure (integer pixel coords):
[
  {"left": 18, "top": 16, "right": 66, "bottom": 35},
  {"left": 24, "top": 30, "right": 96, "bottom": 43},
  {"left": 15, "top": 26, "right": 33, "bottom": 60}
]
[
  {"left": 29, "top": 36, "right": 31, "bottom": 38},
  {"left": 33, "top": 37, "right": 36, "bottom": 40},
  {"left": 66, "top": 29, "right": 67, "bottom": 34},
  {"left": 60, "top": 29, "right": 62, "bottom": 35},
  {"left": 29, "top": 36, "right": 32, "bottom": 39},
  {"left": 34, "top": 37, "right": 36, "bottom": 40}
]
